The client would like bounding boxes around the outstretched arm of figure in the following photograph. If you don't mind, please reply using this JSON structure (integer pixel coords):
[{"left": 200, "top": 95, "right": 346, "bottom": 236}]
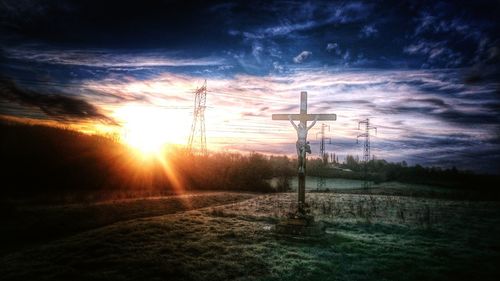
[
  {"left": 307, "top": 115, "right": 319, "bottom": 130},
  {"left": 288, "top": 115, "right": 298, "bottom": 130}
]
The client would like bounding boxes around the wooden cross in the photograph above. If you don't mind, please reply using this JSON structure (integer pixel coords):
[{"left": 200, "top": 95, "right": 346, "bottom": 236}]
[{"left": 272, "top": 91, "right": 336, "bottom": 214}]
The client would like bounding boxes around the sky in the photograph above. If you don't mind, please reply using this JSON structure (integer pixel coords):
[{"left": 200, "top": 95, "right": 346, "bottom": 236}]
[{"left": 0, "top": 0, "right": 499, "bottom": 173}]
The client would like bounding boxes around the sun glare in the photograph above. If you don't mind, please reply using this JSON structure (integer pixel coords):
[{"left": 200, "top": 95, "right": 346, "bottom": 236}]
[{"left": 114, "top": 104, "right": 187, "bottom": 155}]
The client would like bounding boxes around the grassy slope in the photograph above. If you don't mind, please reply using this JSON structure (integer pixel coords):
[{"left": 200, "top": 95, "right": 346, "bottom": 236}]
[
  {"left": 0, "top": 192, "right": 257, "bottom": 256},
  {"left": 1, "top": 193, "right": 500, "bottom": 281}
]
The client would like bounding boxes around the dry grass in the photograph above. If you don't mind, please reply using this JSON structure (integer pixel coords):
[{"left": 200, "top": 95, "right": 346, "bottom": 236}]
[
  {"left": 0, "top": 192, "right": 257, "bottom": 256},
  {"left": 1, "top": 192, "right": 499, "bottom": 281},
  {"left": 216, "top": 192, "right": 499, "bottom": 228}
]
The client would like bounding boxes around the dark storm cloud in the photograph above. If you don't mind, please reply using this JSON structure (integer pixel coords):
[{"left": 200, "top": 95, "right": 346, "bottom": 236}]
[
  {"left": 402, "top": 0, "right": 500, "bottom": 72},
  {"left": 382, "top": 101, "right": 499, "bottom": 126},
  {"left": 0, "top": 0, "right": 256, "bottom": 60},
  {"left": 1, "top": 0, "right": 499, "bottom": 73},
  {"left": 402, "top": 133, "right": 480, "bottom": 149},
  {"left": 403, "top": 98, "right": 450, "bottom": 108},
  {"left": 463, "top": 44, "right": 500, "bottom": 86},
  {"left": 373, "top": 132, "right": 500, "bottom": 173},
  {"left": 0, "top": 78, "right": 115, "bottom": 124},
  {"left": 406, "top": 144, "right": 500, "bottom": 174},
  {"left": 436, "top": 109, "right": 500, "bottom": 125}
]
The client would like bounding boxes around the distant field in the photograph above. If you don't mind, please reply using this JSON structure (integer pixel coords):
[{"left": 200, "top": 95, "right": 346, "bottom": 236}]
[
  {"left": 287, "top": 176, "right": 368, "bottom": 190},
  {"left": 328, "top": 181, "right": 462, "bottom": 198},
  {"left": 276, "top": 177, "right": 475, "bottom": 199},
  {"left": 1, "top": 191, "right": 499, "bottom": 281}
]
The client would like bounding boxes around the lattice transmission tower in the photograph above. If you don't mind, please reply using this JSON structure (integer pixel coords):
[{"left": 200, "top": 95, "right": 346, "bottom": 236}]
[
  {"left": 317, "top": 123, "right": 331, "bottom": 164},
  {"left": 187, "top": 80, "right": 207, "bottom": 155},
  {"left": 357, "top": 118, "right": 377, "bottom": 187},
  {"left": 316, "top": 123, "right": 331, "bottom": 190}
]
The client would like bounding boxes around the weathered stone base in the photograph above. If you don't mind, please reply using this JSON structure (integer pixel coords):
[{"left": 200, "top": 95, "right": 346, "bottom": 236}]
[{"left": 274, "top": 214, "right": 325, "bottom": 237}]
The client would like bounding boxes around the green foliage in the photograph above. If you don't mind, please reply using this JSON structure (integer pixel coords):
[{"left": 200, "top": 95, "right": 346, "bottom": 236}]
[{"left": 178, "top": 152, "right": 275, "bottom": 192}]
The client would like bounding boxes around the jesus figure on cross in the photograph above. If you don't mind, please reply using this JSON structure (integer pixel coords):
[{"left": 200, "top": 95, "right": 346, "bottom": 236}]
[
  {"left": 289, "top": 114, "right": 318, "bottom": 174},
  {"left": 272, "top": 91, "right": 336, "bottom": 215}
]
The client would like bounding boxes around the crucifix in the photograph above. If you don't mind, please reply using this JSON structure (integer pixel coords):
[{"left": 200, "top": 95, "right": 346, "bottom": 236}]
[{"left": 272, "top": 91, "right": 336, "bottom": 215}]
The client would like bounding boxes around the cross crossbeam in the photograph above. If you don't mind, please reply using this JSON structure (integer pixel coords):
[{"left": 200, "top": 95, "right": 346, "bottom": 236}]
[
  {"left": 272, "top": 114, "right": 337, "bottom": 122},
  {"left": 272, "top": 91, "right": 336, "bottom": 123}
]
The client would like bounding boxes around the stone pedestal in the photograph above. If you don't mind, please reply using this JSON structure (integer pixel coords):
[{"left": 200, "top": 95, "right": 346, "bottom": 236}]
[{"left": 274, "top": 214, "right": 325, "bottom": 237}]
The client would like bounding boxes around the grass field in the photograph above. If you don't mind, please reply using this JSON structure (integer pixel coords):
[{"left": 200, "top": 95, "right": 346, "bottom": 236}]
[
  {"left": 1, "top": 190, "right": 499, "bottom": 281},
  {"left": 0, "top": 192, "right": 257, "bottom": 256}
]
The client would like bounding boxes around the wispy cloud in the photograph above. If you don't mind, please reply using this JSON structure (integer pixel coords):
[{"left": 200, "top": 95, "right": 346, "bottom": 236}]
[
  {"left": 2, "top": 56, "right": 499, "bottom": 172},
  {"left": 293, "top": 51, "right": 312, "bottom": 63},
  {"left": 326, "top": 43, "right": 342, "bottom": 55},
  {"left": 4, "top": 47, "right": 225, "bottom": 68},
  {"left": 359, "top": 24, "right": 378, "bottom": 38},
  {"left": 231, "top": 1, "right": 372, "bottom": 40},
  {"left": 45, "top": 68, "right": 492, "bottom": 171},
  {"left": 404, "top": 40, "right": 463, "bottom": 67},
  {"left": 405, "top": 3, "right": 496, "bottom": 69}
]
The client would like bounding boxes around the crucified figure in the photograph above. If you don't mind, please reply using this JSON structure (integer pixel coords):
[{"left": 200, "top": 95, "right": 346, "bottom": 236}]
[{"left": 289, "top": 115, "right": 318, "bottom": 174}]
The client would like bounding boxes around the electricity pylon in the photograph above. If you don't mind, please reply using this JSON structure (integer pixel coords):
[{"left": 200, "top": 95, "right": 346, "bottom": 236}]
[
  {"left": 188, "top": 80, "right": 207, "bottom": 155},
  {"left": 316, "top": 123, "right": 331, "bottom": 190},
  {"left": 357, "top": 118, "right": 377, "bottom": 188},
  {"left": 317, "top": 123, "right": 331, "bottom": 164}
]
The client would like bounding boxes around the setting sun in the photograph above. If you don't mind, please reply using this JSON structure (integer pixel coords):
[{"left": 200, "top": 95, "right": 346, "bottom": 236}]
[{"left": 113, "top": 104, "right": 188, "bottom": 155}]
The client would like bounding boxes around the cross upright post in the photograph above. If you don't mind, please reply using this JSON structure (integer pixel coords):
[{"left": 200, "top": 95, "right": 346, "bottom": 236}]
[{"left": 272, "top": 91, "right": 336, "bottom": 215}]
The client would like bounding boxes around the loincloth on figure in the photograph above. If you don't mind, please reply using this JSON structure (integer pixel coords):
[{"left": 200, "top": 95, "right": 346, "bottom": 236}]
[{"left": 296, "top": 140, "right": 311, "bottom": 155}]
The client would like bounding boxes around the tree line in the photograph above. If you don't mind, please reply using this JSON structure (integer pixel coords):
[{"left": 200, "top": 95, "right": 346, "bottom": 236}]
[
  {"left": 307, "top": 155, "right": 498, "bottom": 190},
  {"left": 1, "top": 121, "right": 497, "bottom": 200}
]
